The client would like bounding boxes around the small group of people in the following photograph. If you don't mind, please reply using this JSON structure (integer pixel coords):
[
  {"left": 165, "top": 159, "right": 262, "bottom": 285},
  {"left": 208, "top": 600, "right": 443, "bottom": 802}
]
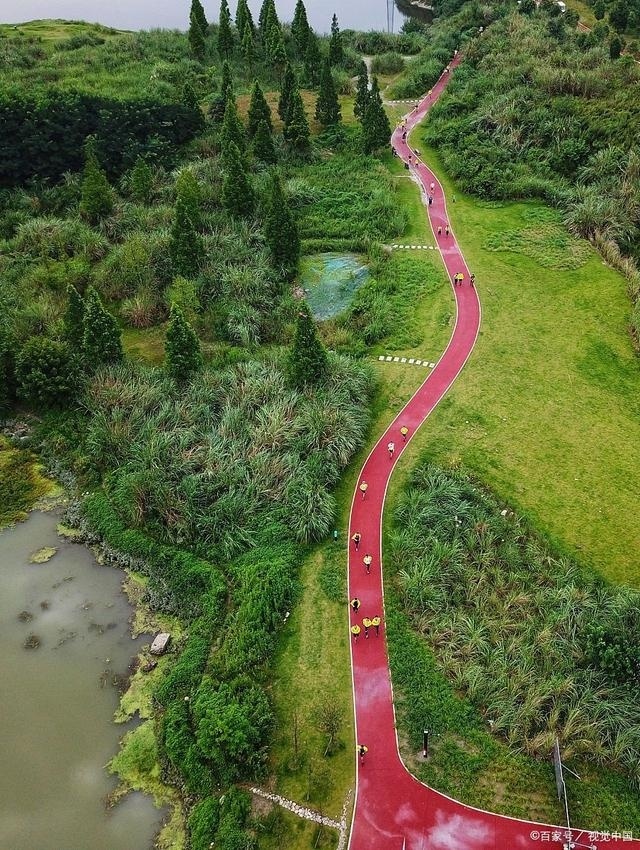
[
  {"left": 350, "top": 598, "right": 383, "bottom": 640},
  {"left": 436, "top": 224, "right": 450, "bottom": 237},
  {"left": 453, "top": 272, "right": 475, "bottom": 287}
]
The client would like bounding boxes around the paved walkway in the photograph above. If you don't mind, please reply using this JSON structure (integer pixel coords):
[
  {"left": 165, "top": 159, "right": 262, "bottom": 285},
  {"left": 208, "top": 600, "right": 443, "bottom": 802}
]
[{"left": 346, "top": 57, "right": 640, "bottom": 850}]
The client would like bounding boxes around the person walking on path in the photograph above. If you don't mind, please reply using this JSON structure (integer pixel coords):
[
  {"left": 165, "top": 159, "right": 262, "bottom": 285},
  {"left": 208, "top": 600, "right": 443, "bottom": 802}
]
[
  {"left": 428, "top": 194, "right": 433, "bottom": 206},
  {"left": 429, "top": 181, "right": 435, "bottom": 193},
  {"left": 445, "top": 224, "right": 450, "bottom": 236},
  {"left": 372, "top": 615, "right": 381, "bottom": 636},
  {"left": 359, "top": 481, "right": 368, "bottom": 500},
  {"left": 437, "top": 225, "right": 442, "bottom": 236},
  {"left": 362, "top": 617, "right": 372, "bottom": 639},
  {"left": 387, "top": 441, "right": 395, "bottom": 458},
  {"left": 358, "top": 744, "right": 368, "bottom": 765},
  {"left": 400, "top": 425, "right": 409, "bottom": 441},
  {"left": 351, "top": 531, "right": 361, "bottom": 551},
  {"left": 470, "top": 273, "right": 476, "bottom": 287},
  {"left": 351, "top": 624, "right": 361, "bottom": 642},
  {"left": 350, "top": 597, "right": 361, "bottom": 614},
  {"left": 363, "top": 554, "right": 373, "bottom": 575}
]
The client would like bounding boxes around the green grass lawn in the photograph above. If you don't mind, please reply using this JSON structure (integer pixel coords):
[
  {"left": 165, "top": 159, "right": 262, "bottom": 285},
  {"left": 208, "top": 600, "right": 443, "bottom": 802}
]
[{"left": 0, "top": 19, "right": 124, "bottom": 40}]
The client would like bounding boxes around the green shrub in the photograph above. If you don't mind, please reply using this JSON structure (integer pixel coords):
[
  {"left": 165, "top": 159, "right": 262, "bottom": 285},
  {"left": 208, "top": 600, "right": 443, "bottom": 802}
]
[
  {"left": 16, "top": 337, "right": 80, "bottom": 409},
  {"left": 188, "top": 797, "right": 220, "bottom": 850},
  {"left": 371, "top": 52, "right": 406, "bottom": 75}
]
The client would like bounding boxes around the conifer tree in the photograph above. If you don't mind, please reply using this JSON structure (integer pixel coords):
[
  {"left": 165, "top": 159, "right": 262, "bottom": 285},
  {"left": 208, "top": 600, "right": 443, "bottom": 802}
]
[
  {"left": 171, "top": 188, "right": 204, "bottom": 277},
  {"left": 241, "top": 21, "right": 256, "bottom": 67},
  {"left": 217, "top": 0, "right": 234, "bottom": 58},
  {"left": 264, "top": 172, "right": 300, "bottom": 280},
  {"left": 80, "top": 136, "right": 113, "bottom": 223},
  {"left": 210, "top": 61, "right": 234, "bottom": 123},
  {"left": 354, "top": 61, "right": 369, "bottom": 120},
  {"left": 291, "top": 0, "right": 311, "bottom": 56},
  {"left": 165, "top": 306, "right": 202, "bottom": 383},
  {"left": 235, "top": 0, "right": 253, "bottom": 35},
  {"left": 189, "top": 10, "right": 206, "bottom": 61},
  {"left": 610, "top": 34, "right": 623, "bottom": 57},
  {"left": 329, "top": 13, "right": 343, "bottom": 66},
  {"left": 284, "top": 89, "right": 311, "bottom": 156},
  {"left": 361, "top": 76, "right": 391, "bottom": 154},
  {"left": 266, "top": 8, "right": 286, "bottom": 67},
  {"left": 175, "top": 170, "right": 203, "bottom": 231},
  {"left": 259, "top": 0, "right": 278, "bottom": 38},
  {"left": 248, "top": 81, "right": 272, "bottom": 137},
  {"left": 303, "top": 30, "right": 322, "bottom": 87},
  {"left": 288, "top": 303, "right": 328, "bottom": 388},
  {"left": 130, "top": 155, "right": 154, "bottom": 203},
  {"left": 315, "top": 57, "right": 341, "bottom": 127},
  {"left": 222, "top": 141, "right": 255, "bottom": 218},
  {"left": 221, "top": 97, "right": 246, "bottom": 153},
  {"left": 279, "top": 62, "right": 296, "bottom": 122},
  {"left": 252, "top": 119, "right": 277, "bottom": 164},
  {"left": 183, "top": 82, "right": 206, "bottom": 136},
  {"left": 64, "top": 285, "right": 85, "bottom": 349},
  {"left": 83, "top": 287, "right": 123, "bottom": 369},
  {"left": 191, "top": 0, "right": 208, "bottom": 34}
]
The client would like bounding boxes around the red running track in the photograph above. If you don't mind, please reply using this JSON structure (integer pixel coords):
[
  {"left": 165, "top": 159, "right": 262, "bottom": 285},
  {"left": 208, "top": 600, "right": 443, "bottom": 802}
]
[{"left": 346, "top": 57, "right": 640, "bottom": 850}]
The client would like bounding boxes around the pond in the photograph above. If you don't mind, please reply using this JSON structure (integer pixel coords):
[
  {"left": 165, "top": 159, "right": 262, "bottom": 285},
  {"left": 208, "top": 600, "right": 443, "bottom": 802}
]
[
  {"left": 1, "top": 0, "right": 406, "bottom": 34},
  {"left": 301, "top": 252, "right": 370, "bottom": 320},
  {"left": 0, "top": 511, "right": 163, "bottom": 850}
]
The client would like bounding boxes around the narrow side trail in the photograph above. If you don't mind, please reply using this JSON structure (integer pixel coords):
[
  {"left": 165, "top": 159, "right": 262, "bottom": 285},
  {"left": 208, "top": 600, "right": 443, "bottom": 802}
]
[{"left": 346, "top": 57, "right": 640, "bottom": 850}]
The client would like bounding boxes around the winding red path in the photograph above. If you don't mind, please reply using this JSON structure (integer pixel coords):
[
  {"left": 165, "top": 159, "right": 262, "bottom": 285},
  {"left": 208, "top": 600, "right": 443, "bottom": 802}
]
[{"left": 346, "top": 58, "right": 640, "bottom": 850}]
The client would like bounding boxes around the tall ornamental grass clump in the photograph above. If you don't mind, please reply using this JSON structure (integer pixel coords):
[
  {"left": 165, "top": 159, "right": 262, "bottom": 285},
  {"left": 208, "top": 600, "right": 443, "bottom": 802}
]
[{"left": 390, "top": 463, "right": 640, "bottom": 785}]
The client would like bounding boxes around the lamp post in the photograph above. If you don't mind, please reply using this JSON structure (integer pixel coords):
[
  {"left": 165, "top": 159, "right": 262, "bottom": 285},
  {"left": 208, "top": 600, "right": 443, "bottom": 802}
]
[{"left": 423, "top": 729, "right": 429, "bottom": 759}]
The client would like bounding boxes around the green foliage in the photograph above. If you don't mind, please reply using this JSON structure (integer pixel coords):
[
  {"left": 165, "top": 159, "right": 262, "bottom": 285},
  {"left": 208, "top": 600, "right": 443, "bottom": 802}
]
[
  {"left": 218, "top": 0, "right": 234, "bottom": 58},
  {"left": 79, "top": 136, "right": 113, "bottom": 223},
  {"left": 371, "top": 52, "right": 405, "bottom": 74},
  {"left": 264, "top": 172, "right": 300, "bottom": 281},
  {"left": 129, "top": 156, "right": 154, "bottom": 204},
  {"left": 329, "top": 13, "right": 344, "bottom": 66},
  {"left": 235, "top": 0, "right": 254, "bottom": 36},
  {"left": 595, "top": 0, "right": 606, "bottom": 19},
  {"left": 252, "top": 119, "right": 277, "bottom": 164},
  {"left": 165, "top": 306, "right": 202, "bottom": 382},
  {"left": 166, "top": 276, "right": 200, "bottom": 319},
  {"left": 191, "top": 0, "right": 208, "bottom": 34},
  {"left": 16, "top": 337, "right": 79, "bottom": 409},
  {"left": 221, "top": 97, "right": 246, "bottom": 154},
  {"left": 83, "top": 286, "right": 123, "bottom": 369},
  {"left": 288, "top": 303, "right": 328, "bottom": 388},
  {"left": 390, "top": 463, "right": 640, "bottom": 785},
  {"left": 188, "top": 797, "right": 220, "bottom": 850},
  {"left": 222, "top": 141, "right": 255, "bottom": 218},
  {"left": 247, "top": 81, "right": 272, "bottom": 137},
  {"left": 171, "top": 188, "right": 204, "bottom": 277},
  {"left": 189, "top": 9, "right": 206, "bottom": 61},
  {"left": 610, "top": 0, "right": 630, "bottom": 32},
  {"left": 64, "top": 284, "right": 85, "bottom": 349},
  {"left": 278, "top": 62, "right": 295, "bottom": 123},
  {"left": 315, "top": 59, "right": 341, "bottom": 128},
  {"left": 303, "top": 31, "right": 322, "bottom": 87},
  {"left": 361, "top": 76, "right": 391, "bottom": 155},
  {"left": 291, "top": 0, "right": 311, "bottom": 56},
  {"left": 284, "top": 89, "right": 311, "bottom": 157},
  {"left": 353, "top": 61, "right": 369, "bottom": 121},
  {"left": 610, "top": 34, "right": 624, "bottom": 57}
]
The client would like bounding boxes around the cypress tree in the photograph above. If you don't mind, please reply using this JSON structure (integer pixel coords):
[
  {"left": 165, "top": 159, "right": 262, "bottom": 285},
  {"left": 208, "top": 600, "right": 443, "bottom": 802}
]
[
  {"left": 248, "top": 81, "right": 272, "bottom": 137},
  {"left": 189, "top": 10, "right": 206, "bottom": 61},
  {"left": 210, "top": 61, "right": 234, "bottom": 123},
  {"left": 183, "top": 82, "right": 206, "bottom": 136},
  {"left": 291, "top": 0, "right": 311, "bottom": 56},
  {"left": 288, "top": 303, "right": 328, "bottom": 388},
  {"left": 594, "top": 0, "right": 605, "bottom": 18},
  {"left": 266, "top": 10, "right": 287, "bottom": 67},
  {"left": 191, "top": 0, "right": 208, "bottom": 34},
  {"left": 315, "top": 58, "right": 341, "bottom": 127},
  {"left": 130, "top": 155, "right": 154, "bottom": 203},
  {"left": 303, "top": 31, "right": 322, "bottom": 87},
  {"left": 264, "top": 172, "right": 300, "bottom": 280},
  {"left": 222, "top": 141, "right": 255, "bottom": 218},
  {"left": 171, "top": 188, "right": 204, "bottom": 277},
  {"left": 83, "top": 287, "right": 123, "bottom": 369},
  {"left": 217, "top": 0, "right": 234, "bottom": 58},
  {"left": 279, "top": 62, "right": 296, "bottom": 122},
  {"left": 329, "top": 13, "right": 343, "bottom": 66},
  {"left": 64, "top": 285, "right": 85, "bottom": 349},
  {"left": 259, "top": 0, "right": 278, "bottom": 38},
  {"left": 252, "top": 119, "right": 277, "bottom": 164},
  {"left": 80, "top": 136, "right": 113, "bottom": 223},
  {"left": 241, "top": 20, "right": 256, "bottom": 66},
  {"left": 16, "top": 338, "right": 79, "bottom": 409},
  {"left": 284, "top": 89, "right": 311, "bottom": 156},
  {"left": 220, "top": 97, "right": 246, "bottom": 154},
  {"left": 165, "top": 306, "right": 202, "bottom": 383},
  {"left": 354, "top": 61, "right": 369, "bottom": 120},
  {"left": 610, "top": 34, "right": 623, "bottom": 57},
  {"left": 361, "top": 76, "right": 391, "bottom": 154},
  {"left": 175, "top": 170, "right": 202, "bottom": 231},
  {"left": 235, "top": 0, "right": 254, "bottom": 35}
]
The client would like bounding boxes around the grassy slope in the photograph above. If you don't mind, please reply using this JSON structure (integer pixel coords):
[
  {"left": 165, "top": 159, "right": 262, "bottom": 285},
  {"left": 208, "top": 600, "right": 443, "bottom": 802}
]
[{"left": 0, "top": 20, "right": 125, "bottom": 40}]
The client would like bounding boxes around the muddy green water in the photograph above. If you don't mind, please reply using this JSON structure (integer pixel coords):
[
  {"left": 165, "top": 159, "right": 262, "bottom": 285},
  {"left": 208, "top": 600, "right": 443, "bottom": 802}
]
[
  {"left": 0, "top": 511, "right": 162, "bottom": 850},
  {"left": 301, "top": 252, "right": 370, "bottom": 320}
]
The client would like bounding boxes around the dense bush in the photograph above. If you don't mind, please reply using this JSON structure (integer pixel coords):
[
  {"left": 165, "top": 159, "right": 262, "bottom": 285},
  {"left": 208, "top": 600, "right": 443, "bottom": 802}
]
[
  {"left": 16, "top": 337, "right": 80, "bottom": 409},
  {"left": 390, "top": 463, "right": 640, "bottom": 783},
  {"left": 371, "top": 52, "right": 406, "bottom": 74}
]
